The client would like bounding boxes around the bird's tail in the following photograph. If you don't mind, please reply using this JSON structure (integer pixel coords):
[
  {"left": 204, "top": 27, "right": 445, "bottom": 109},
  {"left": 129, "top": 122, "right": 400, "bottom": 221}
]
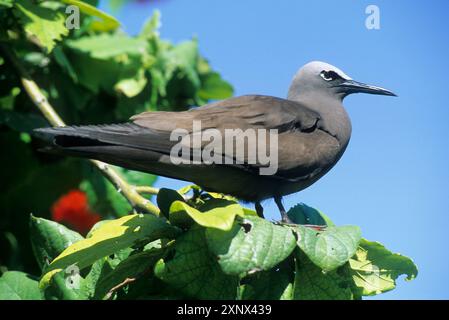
[{"left": 33, "top": 123, "right": 171, "bottom": 172}]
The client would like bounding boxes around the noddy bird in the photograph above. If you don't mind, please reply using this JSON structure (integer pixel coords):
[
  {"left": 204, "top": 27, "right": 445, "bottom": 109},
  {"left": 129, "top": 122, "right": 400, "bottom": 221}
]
[{"left": 35, "top": 61, "right": 396, "bottom": 222}]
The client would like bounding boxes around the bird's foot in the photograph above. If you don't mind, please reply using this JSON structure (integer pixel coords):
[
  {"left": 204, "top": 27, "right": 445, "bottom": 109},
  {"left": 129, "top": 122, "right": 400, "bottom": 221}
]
[{"left": 280, "top": 212, "right": 293, "bottom": 224}]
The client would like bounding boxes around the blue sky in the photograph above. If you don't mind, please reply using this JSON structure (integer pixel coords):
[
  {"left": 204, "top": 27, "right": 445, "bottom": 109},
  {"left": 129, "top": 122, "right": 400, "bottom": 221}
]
[{"left": 100, "top": 0, "right": 449, "bottom": 299}]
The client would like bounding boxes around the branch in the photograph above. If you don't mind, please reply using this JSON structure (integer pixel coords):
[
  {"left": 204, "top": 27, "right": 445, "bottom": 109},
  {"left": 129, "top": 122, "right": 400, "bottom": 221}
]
[
  {"left": 104, "top": 277, "right": 136, "bottom": 300},
  {"left": 1, "top": 45, "right": 161, "bottom": 216}
]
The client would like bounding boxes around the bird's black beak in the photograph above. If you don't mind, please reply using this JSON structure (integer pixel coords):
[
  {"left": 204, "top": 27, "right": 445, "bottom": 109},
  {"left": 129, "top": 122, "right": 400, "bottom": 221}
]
[{"left": 337, "top": 79, "right": 397, "bottom": 97}]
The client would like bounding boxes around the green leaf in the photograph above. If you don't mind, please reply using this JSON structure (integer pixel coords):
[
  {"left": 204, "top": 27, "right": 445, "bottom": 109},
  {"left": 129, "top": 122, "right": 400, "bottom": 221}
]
[
  {"left": 43, "top": 270, "right": 88, "bottom": 300},
  {"left": 293, "top": 251, "right": 355, "bottom": 300},
  {"left": 40, "top": 214, "right": 178, "bottom": 288},
  {"left": 65, "top": 34, "right": 148, "bottom": 93},
  {"left": 29, "top": 215, "right": 84, "bottom": 270},
  {"left": 0, "top": 0, "right": 12, "bottom": 8},
  {"left": 14, "top": 0, "right": 68, "bottom": 52},
  {"left": 155, "top": 226, "right": 239, "bottom": 299},
  {"left": 177, "top": 184, "right": 202, "bottom": 195},
  {"left": 287, "top": 203, "right": 334, "bottom": 226},
  {"left": 0, "top": 87, "right": 20, "bottom": 111},
  {"left": 206, "top": 216, "right": 297, "bottom": 275},
  {"left": 348, "top": 239, "right": 418, "bottom": 296},
  {"left": 156, "top": 188, "right": 185, "bottom": 218},
  {"left": 61, "top": 0, "right": 120, "bottom": 31},
  {"left": 293, "top": 225, "right": 361, "bottom": 272},
  {"left": 95, "top": 249, "right": 165, "bottom": 299},
  {"left": 114, "top": 68, "right": 147, "bottom": 98},
  {"left": 139, "top": 10, "right": 161, "bottom": 39},
  {"left": 66, "top": 34, "right": 148, "bottom": 60},
  {"left": 160, "top": 40, "right": 200, "bottom": 90},
  {"left": 81, "top": 258, "right": 113, "bottom": 299},
  {"left": 199, "top": 72, "right": 233, "bottom": 100},
  {"left": 169, "top": 199, "right": 244, "bottom": 231},
  {"left": 0, "top": 271, "right": 43, "bottom": 300},
  {"left": 241, "top": 268, "right": 293, "bottom": 300}
]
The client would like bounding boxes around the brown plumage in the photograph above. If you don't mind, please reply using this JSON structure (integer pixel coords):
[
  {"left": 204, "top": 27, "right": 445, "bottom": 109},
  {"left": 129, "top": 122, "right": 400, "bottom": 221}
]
[{"left": 35, "top": 61, "right": 395, "bottom": 222}]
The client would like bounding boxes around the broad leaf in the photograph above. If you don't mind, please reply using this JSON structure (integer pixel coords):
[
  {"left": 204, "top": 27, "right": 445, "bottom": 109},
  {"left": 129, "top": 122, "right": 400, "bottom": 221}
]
[
  {"left": 29, "top": 215, "right": 84, "bottom": 270},
  {"left": 65, "top": 34, "right": 148, "bottom": 94},
  {"left": 114, "top": 68, "right": 148, "bottom": 98},
  {"left": 61, "top": 0, "right": 120, "bottom": 31},
  {"left": 241, "top": 268, "right": 293, "bottom": 300},
  {"left": 40, "top": 214, "right": 178, "bottom": 288},
  {"left": 349, "top": 238, "right": 418, "bottom": 296},
  {"left": 0, "top": 271, "right": 43, "bottom": 300},
  {"left": 95, "top": 249, "right": 165, "bottom": 299},
  {"left": 155, "top": 226, "right": 239, "bottom": 299},
  {"left": 15, "top": 0, "right": 68, "bottom": 52},
  {"left": 170, "top": 199, "right": 243, "bottom": 231},
  {"left": 43, "top": 271, "right": 88, "bottom": 300},
  {"left": 199, "top": 72, "right": 233, "bottom": 100},
  {"left": 81, "top": 258, "right": 113, "bottom": 299},
  {"left": 287, "top": 203, "right": 334, "bottom": 226},
  {"left": 293, "top": 225, "right": 361, "bottom": 272},
  {"left": 160, "top": 40, "right": 200, "bottom": 89},
  {"left": 156, "top": 188, "right": 184, "bottom": 218},
  {"left": 66, "top": 34, "right": 148, "bottom": 60},
  {"left": 206, "top": 216, "right": 296, "bottom": 275},
  {"left": 293, "top": 251, "right": 355, "bottom": 300}
]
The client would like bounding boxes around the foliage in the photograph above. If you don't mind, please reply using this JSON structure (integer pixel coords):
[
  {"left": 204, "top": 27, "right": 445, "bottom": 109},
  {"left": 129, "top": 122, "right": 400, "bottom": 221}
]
[
  {"left": 0, "top": 0, "right": 232, "bottom": 275},
  {"left": 1, "top": 189, "right": 417, "bottom": 300},
  {"left": 0, "top": 1, "right": 417, "bottom": 300}
]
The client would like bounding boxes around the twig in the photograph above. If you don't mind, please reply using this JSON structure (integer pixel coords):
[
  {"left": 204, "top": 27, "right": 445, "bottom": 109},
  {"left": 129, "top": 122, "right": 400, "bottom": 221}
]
[
  {"left": 104, "top": 277, "right": 136, "bottom": 300},
  {"left": 1, "top": 45, "right": 160, "bottom": 216},
  {"left": 134, "top": 186, "right": 160, "bottom": 195}
]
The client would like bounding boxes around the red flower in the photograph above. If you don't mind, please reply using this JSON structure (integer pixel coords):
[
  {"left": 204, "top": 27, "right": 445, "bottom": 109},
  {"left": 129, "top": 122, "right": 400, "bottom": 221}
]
[{"left": 51, "top": 190, "right": 101, "bottom": 235}]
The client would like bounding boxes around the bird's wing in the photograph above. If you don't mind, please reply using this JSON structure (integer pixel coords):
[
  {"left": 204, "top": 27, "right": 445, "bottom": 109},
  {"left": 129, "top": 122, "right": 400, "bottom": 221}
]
[
  {"left": 36, "top": 95, "right": 329, "bottom": 183},
  {"left": 131, "top": 95, "right": 320, "bottom": 133},
  {"left": 130, "top": 95, "right": 326, "bottom": 178}
]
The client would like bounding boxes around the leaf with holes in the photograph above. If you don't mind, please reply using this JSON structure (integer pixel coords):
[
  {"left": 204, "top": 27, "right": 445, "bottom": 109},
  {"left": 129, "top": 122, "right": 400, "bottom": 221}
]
[
  {"left": 40, "top": 214, "right": 178, "bottom": 289},
  {"left": 154, "top": 226, "right": 239, "bottom": 299},
  {"left": 206, "top": 216, "right": 297, "bottom": 275},
  {"left": 348, "top": 238, "right": 418, "bottom": 296},
  {"left": 293, "top": 225, "right": 361, "bottom": 272},
  {"left": 169, "top": 199, "right": 243, "bottom": 231}
]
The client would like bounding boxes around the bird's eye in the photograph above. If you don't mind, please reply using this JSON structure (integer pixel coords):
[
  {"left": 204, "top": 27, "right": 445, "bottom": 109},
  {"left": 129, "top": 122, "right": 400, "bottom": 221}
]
[{"left": 320, "top": 70, "right": 341, "bottom": 81}]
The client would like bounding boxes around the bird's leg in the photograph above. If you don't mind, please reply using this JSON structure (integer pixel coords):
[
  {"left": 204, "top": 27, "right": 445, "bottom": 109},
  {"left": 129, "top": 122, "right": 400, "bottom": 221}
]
[
  {"left": 274, "top": 196, "right": 292, "bottom": 224},
  {"left": 255, "top": 201, "right": 265, "bottom": 219}
]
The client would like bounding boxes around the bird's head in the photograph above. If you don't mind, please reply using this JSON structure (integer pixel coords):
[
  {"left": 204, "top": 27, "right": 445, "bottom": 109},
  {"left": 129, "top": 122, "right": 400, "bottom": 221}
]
[{"left": 288, "top": 61, "right": 396, "bottom": 101}]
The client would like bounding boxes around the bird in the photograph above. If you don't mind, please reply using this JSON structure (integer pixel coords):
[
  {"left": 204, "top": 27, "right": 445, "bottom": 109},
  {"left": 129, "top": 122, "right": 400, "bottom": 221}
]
[{"left": 34, "top": 61, "right": 396, "bottom": 223}]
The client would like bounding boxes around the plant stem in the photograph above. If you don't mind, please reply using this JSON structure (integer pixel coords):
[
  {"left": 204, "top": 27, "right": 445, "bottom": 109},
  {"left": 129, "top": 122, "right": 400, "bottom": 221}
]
[
  {"left": 134, "top": 186, "right": 160, "bottom": 195},
  {"left": 2, "top": 45, "right": 160, "bottom": 216}
]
